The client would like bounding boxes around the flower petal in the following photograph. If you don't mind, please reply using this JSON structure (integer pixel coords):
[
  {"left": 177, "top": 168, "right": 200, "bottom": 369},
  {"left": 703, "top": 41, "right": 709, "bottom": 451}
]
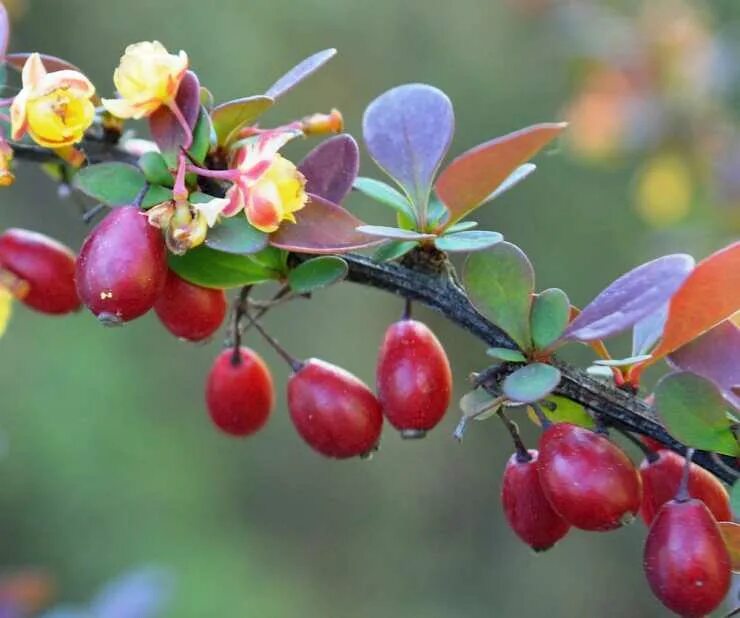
[
  {"left": 21, "top": 52, "right": 47, "bottom": 90},
  {"left": 0, "top": 287, "right": 12, "bottom": 338},
  {"left": 193, "top": 196, "right": 230, "bottom": 227},
  {"left": 245, "top": 181, "right": 283, "bottom": 232}
]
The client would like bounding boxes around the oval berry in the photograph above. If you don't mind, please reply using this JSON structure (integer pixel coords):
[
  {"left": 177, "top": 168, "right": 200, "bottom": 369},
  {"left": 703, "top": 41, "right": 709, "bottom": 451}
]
[
  {"left": 75, "top": 206, "right": 167, "bottom": 324},
  {"left": 644, "top": 499, "right": 731, "bottom": 617},
  {"left": 155, "top": 270, "right": 227, "bottom": 342},
  {"left": 376, "top": 319, "right": 452, "bottom": 438},
  {"left": 0, "top": 228, "right": 79, "bottom": 314},
  {"left": 537, "top": 423, "right": 642, "bottom": 531},
  {"left": 640, "top": 449, "right": 731, "bottom": 526},
  {"left": 288, "top": 358, "right": 383, "bottom": 459},
  {"left": 501, "top": 450, "right": 570, "bottom": 551},
  {"left": 205, "top": 347, "right": 274, "bottom": 436}
]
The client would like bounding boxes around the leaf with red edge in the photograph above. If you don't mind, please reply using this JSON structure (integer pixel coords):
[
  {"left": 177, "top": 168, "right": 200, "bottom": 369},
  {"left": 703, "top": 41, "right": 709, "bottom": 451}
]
[
  {"left": 562, "top": 254, "right": 695, "bottom": 342},
  {"left": 363, "top": 83, "right": 454, "bottom": 213},
  {"left": 645, "top": 242, "right": 740, "bottom": 366},
  {"left": 298, "top": 134, "right": 359, "bottom": 204},
  {"left": 0, "top": 3, "right": 8, "bottom": 59},
  {"left": 270, "top": 194, "right": 383, "bottom": 254},
  {"left": 265, "top": 49, "right": 336, "bottom": 100},
  {"left": 668, "top": 320, "right": 740, "bottom": 409},
  {"left": 435, "top": 123, "right": 566, "bottom": 226},
  {"left": 211, "top": 95, "right": 273, "bottom": 146},
  {"left": 149, "top": 71, "right": 200, "bottom": 154}
]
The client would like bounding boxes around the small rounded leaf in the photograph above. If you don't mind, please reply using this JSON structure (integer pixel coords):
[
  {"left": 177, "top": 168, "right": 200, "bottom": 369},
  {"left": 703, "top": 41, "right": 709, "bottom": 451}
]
[
  {"left": 288, "top": 256, "right": 348, "bottom": 294},
  {"left": 531, "top": 288, "right": 570, "bottom": 350},
  {"left": 503, "top": 363, "right": 561, "bottom": 404},
  {"left": 73, "top": 163, "right": 147, "bottom": 206}
]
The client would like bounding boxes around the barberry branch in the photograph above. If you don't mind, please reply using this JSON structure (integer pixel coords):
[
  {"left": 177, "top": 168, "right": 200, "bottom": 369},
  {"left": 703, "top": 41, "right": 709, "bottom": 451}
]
[{"left": 9, "top": 138, "right": 738, "bottom": 484}]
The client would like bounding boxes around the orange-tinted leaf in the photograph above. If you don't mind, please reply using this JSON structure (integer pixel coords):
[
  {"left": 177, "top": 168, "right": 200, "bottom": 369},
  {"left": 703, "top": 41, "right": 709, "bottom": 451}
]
[
  {"left": 646, "top": 241, "right": 740, "bottom": 366},
  {"left": 435, "top": 122, "right": 566, "bottom": 225},
  {"left": 718, "top": 522, "right": 740, "bottom": 572},
  {"left": 270, "top": 194, "right": 383, "bottom": 254}
]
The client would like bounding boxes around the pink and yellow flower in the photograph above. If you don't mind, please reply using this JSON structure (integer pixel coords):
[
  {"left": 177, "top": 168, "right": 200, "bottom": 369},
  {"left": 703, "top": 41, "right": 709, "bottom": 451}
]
[
  {"left": 102, "top": 41, "right": 188, "bottom": 120},
  {"left": 223, "top": 129, "right": 308, "bottom": 233},
  {"left": 10, "top": 53, "right": 96, "bottom": 148}
]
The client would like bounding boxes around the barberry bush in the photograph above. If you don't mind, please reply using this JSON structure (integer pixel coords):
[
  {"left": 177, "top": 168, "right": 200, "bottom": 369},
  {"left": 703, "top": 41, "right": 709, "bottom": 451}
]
[{"left": 0, "top": 2, "right": 738, "bottom": 616}]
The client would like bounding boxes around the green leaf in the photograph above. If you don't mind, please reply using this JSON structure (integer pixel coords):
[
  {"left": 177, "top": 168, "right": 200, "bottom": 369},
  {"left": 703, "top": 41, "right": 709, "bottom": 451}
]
[
  {"left": 444, "top": 221, "right": 478, "bottom": 234},
  {"left": 211, "top": 95, "right": 273, "bottom": 146},
  {"left": 654, "top": 372, "right": 739, "bottom": 456},
  {"left": 528, "top": 395, "right": 595, "bottom": 429},
  {"left": 141, "top": 185, "right": 173, "bottom": 209},
  {"left": 531, "top": 288, "right": 570, "bottom": 350},
  {"left": 454, "top": 388, "right": 502, "bottom": 440},
  {"left": 189, "top": 107, "right": 214, "bottom": 164},
  {"left": 73, "top": 162, "right": 147, "bottom": 206},
  {"left": 356, "top": 225, "right": 435, "bottom": 241},
  {"left": 434, "top": 230, "right": 503, "bottom": 253},
  {"left": 168, "top": 246, "right": 279, "bottom": 289},
  {"left": 353, "top": 177, "right": 417, "bottom": 225},
  {"left": 503, "top": 363, "right": 561, "bottom": 403},
  {"left": 204, "top": 216, "right": 268, "bottom": 255},
  {"left": 138, "top": 152, "right": 173, "bottom": 187},
  {"left": 486, "top": 347, "right": 527, "bottom": 362},
  {"left": 462, "top": 241, "right": 535, "bottom": 350},
  {"left": 427, "top": 198, "right": 449, "bottom": 228},
  {"left": 731, "top": 481, "right": 740, "bottom": 518},
  {"left": 373, "top": 240, "right": 417, "bottom": 262},
  {"left": 288, "top": 256, "right": 348, "bottom": 294},
  {"left": 248, "top": 246, "right": 288, "bottom": 273}
]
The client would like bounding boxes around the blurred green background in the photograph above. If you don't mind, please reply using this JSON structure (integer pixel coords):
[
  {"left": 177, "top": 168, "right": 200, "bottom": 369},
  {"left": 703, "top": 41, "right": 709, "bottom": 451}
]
[{"left": 1, "top": 0, "right": 739, "bottom": 616}]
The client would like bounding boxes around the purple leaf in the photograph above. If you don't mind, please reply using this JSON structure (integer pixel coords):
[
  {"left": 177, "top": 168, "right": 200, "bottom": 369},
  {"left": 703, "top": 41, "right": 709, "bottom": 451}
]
[
  {"left": 0, "top": 3, "right": 8, "bottom": 59},
  {"left": 298, "top": 134, "right": 359, "bottom": 204},
  {"left": 149, "top": 71, "right": 200, "bottom": 153},
  {"left": 668, "top": 320, "right": 740, "bottom": 409},
  {"left": 362, "top": 83, "right": 454, "bottom": 211},
  {"left": 265, "top": 48, "right": 336, "bottom": 100},
  {"left": 270, "top": 194, "right": 383, "bottom": 254},
  {"left": 563, "top": 254, "right": 695, "bottom": 342}
]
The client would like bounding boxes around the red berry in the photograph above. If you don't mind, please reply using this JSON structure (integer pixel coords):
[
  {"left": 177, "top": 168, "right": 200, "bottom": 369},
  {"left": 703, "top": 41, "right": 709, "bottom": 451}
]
[
  {"left": 501, "top": 450, "right": 570, "bottom": 551},
  {"left": 0, "top": 228, "right": 79, "bottom": 314},
  {"left": 75, "top": 206, "right": 167, "bottom": 324},
  {"left": 376, "top": 319, "right": 452, "bottom": 438},
  {"left": 155, "top": 270, "right": 227, "bottom": 342},
  {"left": 537, "top": 423, "right": 642, "bottom": 531},
  {"left": 640, "top": 449, "right": 731, "bottom": 526},
  {"left": 205, "top": 348, "right": 274, "bottom": 436},
  {"left": 288, "top": 358, "right": 383, "bottom": 458},
  {"left": 644, "top": 499, "right": 731, "bottom": 617}
]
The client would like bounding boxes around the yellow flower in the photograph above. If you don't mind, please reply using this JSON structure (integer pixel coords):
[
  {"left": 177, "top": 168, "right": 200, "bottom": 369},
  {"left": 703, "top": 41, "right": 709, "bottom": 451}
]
[
  {"left": 102, "top": 41, "right": 188, "bottom": 120},
  {"left": 0, "top": 287, "right": 12, "bottom": 338},
  {"left": 223, "top": 129, "right": 308, "bottom": 233},
  {"left": 10, "top": 53, "right": 96, "bottom": 148}
]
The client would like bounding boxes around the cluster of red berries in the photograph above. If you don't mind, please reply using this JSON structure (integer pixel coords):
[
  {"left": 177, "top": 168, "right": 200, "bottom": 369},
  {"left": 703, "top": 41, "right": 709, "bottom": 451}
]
[
  {"left": 501, "top": 422, "right": 732, "bottom": 616},
  {"left": 0, "top": 207, "right": 453, "bottom": 458},
  {"left": 206, "top": 313, "right": 453, "bottom": 458}
]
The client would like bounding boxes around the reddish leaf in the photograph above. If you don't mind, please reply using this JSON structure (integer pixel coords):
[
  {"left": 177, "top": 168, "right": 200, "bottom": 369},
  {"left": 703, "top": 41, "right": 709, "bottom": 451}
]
[
  {"left": 298, "top": 134, "right": 359, "bottom": 204},
  {"left": 0, "top": 3, "right": 8, "bottom": 59},
  {"left": 435, "top": 123, "right": 566, "bottom": 225},
  {"left": 149, "top": 71, "right": 200, "bottom": 153},
  {"left": 270, "top": 194, "right": 383, "bottom": 254},
  {"left": 266, "top": 49, "right": 336, "bottom": 100},
  {"left": 668, "top": 320, "right": 740, "bottom": 409},
  {"left": 647, "top": 242, "right": 740, "bottom": 366}
]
